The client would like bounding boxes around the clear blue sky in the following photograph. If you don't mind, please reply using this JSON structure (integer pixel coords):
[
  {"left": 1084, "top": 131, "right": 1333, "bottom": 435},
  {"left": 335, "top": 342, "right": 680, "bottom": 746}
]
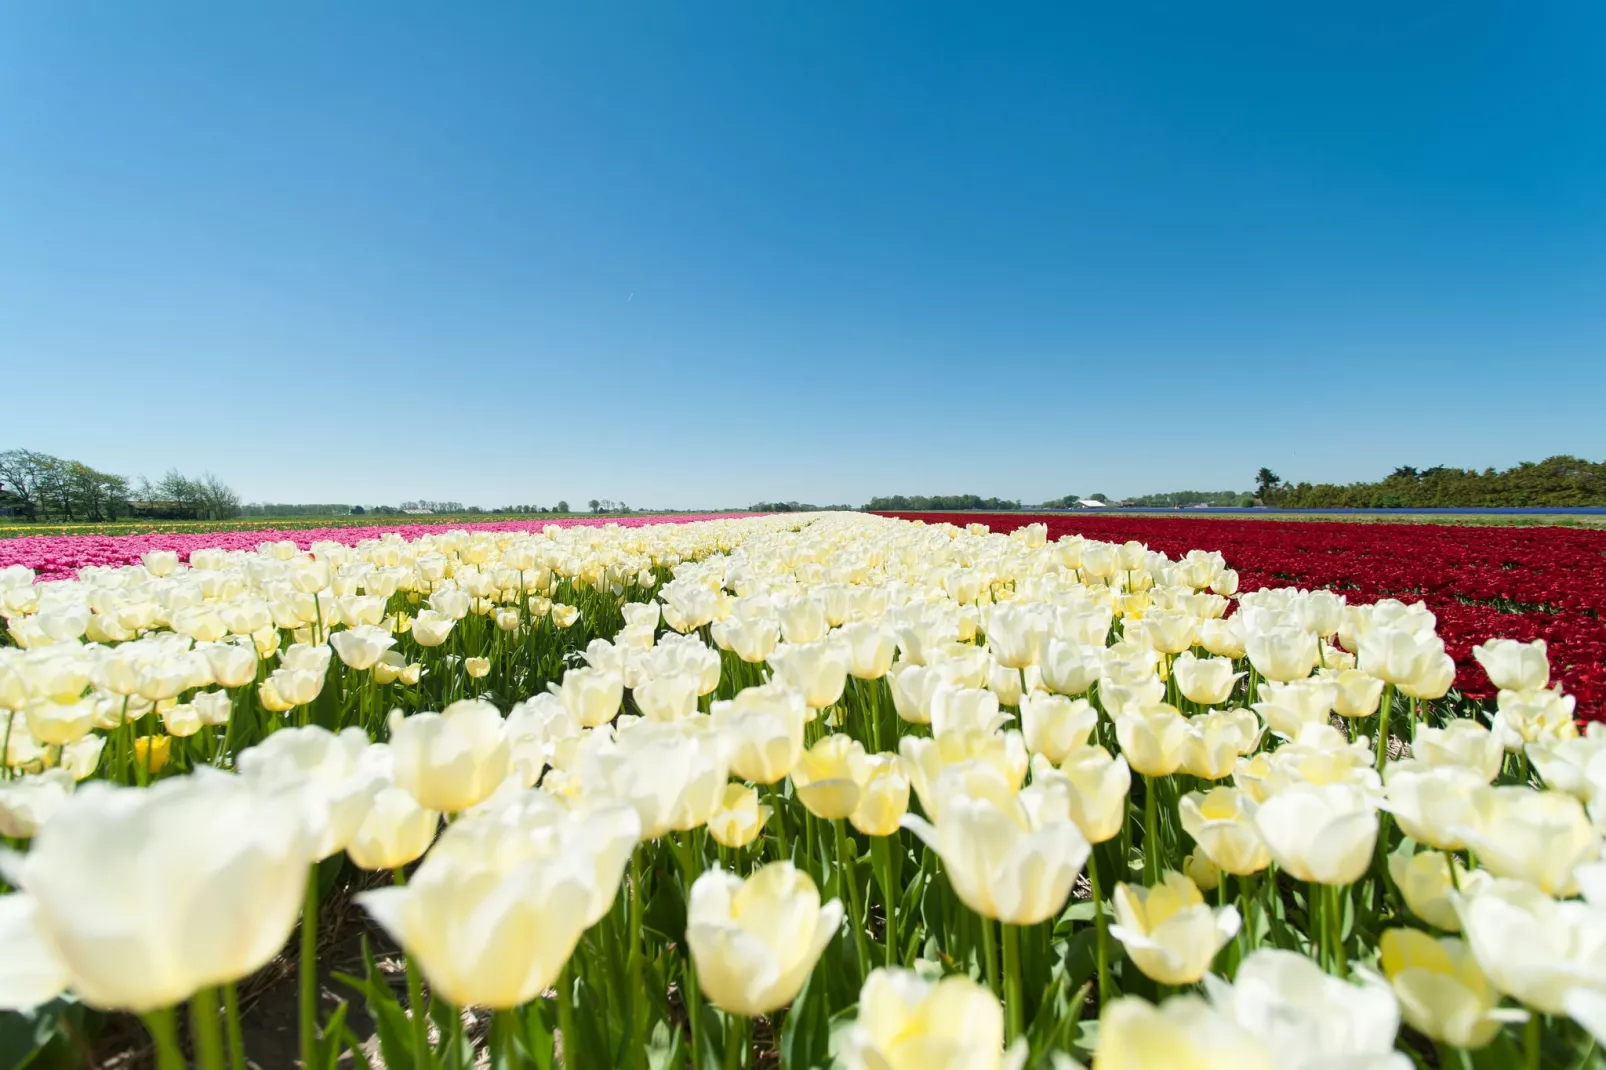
[{"left": 3, "top": 2, "right": 1603, "bottom": 509}]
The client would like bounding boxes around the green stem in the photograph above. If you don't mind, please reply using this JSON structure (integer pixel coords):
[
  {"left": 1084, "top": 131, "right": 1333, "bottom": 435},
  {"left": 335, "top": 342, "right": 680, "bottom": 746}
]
[
  {"left": 223, "top": 983, "right": 247, "bottom": 1070},
  {"left": 493, "top": 1008, "right": 520, "bottom": 1069},
  {"left": 833, "top": 820, "right": 873, "bottom": 978},
  {"left": 1329, "top": 883, "right": 1347, "bottom": 976},
  {"left": 874, "top": 837, "right": 897, "bottom": 967},
  {"left": 1375, "top": 684, "right": 1394, "bottom": 774},
  {"left": 672, "top": 834, "right": 706, "bottom": 1069},
  {"left": 1309, "top": 881, "right": 1327, "bottom": 971},
  {"left": 141, "top": 1006, "right": 186, "bottom": 1070},
  {"left": 1087, "top": 849, "right": 1112, "bottom": 1008},
  {"left": 393, "top": 869, "right": 431, "bottom": 1068},
  {"left": 979, "top": 912, "right": 1000, "bottom": 998},
  {"left": 557, "top": 961, "right": 580, "bottom": 1068},
  {"left": 627, "top": 851, "right": 648, "bottom": 1070},
  {"left": 191, "top": 988, "right": 226, "bottom": 1070},
  {"left": 1525, "top": 1009, "right": 1541, "bottom": 1070},
  {"left": 1144, "top": 776, "right": 1160, "bottom": 885},
  {"left": 723, "top": 1011, "right": 746, "bottom": 1070},
  {"left": 1001, "top": 922, "right": 1024, "bottom": 1045},
  {"left": 768, "top": 782, "right": 790, "bottom": 863},
  {"left": 299, "top": 864, "right": 319, "bottom": 1070}
]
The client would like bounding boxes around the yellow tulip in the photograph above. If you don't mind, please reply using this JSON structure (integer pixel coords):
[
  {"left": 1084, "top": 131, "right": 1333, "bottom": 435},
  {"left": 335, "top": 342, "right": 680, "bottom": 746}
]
[{"left": 132, "top": 735, "right": 171, "bottom": 775}]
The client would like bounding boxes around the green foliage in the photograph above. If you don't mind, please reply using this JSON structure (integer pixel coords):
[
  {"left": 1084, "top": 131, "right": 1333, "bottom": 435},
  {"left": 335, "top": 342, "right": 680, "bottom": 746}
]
[
  {"left": 1123, "top": 489, "right": 1252, "bottom": 507},
  {"left": 864, "top": 494, "right": 1022, "bottom": 511},
  {"left": 748, "top": 501, "right": 855, "bottom": 512},
  {"left": 1269, "top": 455, "right": 1606, "bottom": 508}
]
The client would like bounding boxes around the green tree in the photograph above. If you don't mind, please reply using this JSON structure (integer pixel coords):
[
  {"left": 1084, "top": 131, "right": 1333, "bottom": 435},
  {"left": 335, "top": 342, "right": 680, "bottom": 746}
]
[{"left": 1254, "top": 468, "right": 1282, "bottom": 499}]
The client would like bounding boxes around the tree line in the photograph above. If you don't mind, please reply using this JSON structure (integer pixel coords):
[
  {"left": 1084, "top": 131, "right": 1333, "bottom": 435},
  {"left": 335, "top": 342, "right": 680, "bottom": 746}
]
[
  {"left": 863, "top": 494, "right": 1023, "bottom": 511},
  {"left": 1257, "top": 455, "right": 1606, "bottom": 508},
  {"left": 0, "top": 449, "right": 241, "bottom": 522}
]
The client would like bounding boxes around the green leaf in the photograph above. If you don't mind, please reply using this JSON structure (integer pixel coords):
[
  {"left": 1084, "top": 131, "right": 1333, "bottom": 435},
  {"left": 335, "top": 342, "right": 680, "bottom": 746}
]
[
  {"left": 318, "top": 1002, "right": 351, "bottom": 1070},
  {"left": 779, "top": 970, "right": 830, "bottom": 1070},
  {"left": 645, "top": 1020, "right": 682, "bottom": 1070},
  {"left": 334, "top": 937, "right": 415, "bottom": 1070}
]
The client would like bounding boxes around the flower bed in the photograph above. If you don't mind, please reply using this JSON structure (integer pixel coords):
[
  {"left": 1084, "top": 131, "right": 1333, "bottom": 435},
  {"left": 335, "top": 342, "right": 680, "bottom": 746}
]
[
  {"left": 0, "top": 513, "right": 754, "bottom": 582},
  {"left": 882, "top": 512, "right": 1606, "bottom": 720}
]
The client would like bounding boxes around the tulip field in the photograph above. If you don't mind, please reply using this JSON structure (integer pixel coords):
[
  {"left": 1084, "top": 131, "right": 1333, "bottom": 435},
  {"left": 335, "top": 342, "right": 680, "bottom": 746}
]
[
  {"left": 888, "top": 512, "right": 1606, "bottom": 721},
  {"left": 1, "top": 512, "right": 1604, "bottom": 1070}
]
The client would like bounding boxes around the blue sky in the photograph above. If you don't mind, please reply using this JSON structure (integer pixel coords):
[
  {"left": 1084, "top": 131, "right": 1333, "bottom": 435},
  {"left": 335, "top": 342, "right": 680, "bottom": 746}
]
[{"left": 3, "top": 2, "right": 1603, "bottom": 509}]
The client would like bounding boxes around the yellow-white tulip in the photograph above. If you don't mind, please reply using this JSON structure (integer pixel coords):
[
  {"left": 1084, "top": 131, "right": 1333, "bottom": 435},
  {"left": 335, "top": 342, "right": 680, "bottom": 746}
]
[
  {"left": 1056, "top": 745, "right": 1130, "bottom": 844},
  {"left": 329, "top": 625, "right": 396, "bottom": 670},
  {"left": 1381, "top": 928, "right": 1524, "bottom": 1050},
  {"left": 1179, "top": 787, "right": 1269, "bottom": 876},
  {"left": 903, "top": 764, "right": 1088, "bottom": 925},
  {"left": 1020, "top": 693, "right": 1097, "bottom": 764},
  {"left": 1096, "top": 995, "right": 1273, "bottom": 1070},
  {"left": 237, "top": 725, "right": 382, "bottom": 860},
  {"left": 554, "top": 666, "right": 624, "bottom": 727},
  {"left": 10, "top": 773, "right": 313, "bottom": 1011},
  {"left": 387, "top": 702, "right": 510, "bottom": 814},
  {"left": 1471, "top": 638, "right": 1549, "bottom": 693},
  {"left": 1110, "top": 871, "right": 1239, "bottom": 985},
  {"left": 1205, "top": 949, "right": 1404, "bottom": 1066},
  {"left": 1244, "top": 783, "right": 1377, "bottom": 885},
  {"left": 1244, "top": 626, "right": 1318, "bottom": 683},
  {"left": 1114, "top": 704, "right": 1187, "bottom": 778},
  {"left": 850, "top": 754, "right": 910, "bottom": 837},
  {"left": 770, "top": 639, "right": 851, "bottom": 710},
  {"left": 0, "top": 769, "right": 75, "bottom": 839},
  {"left": 358, "top": 811, "right": 605, "bottom": 1009},
  {"left": 346, "top": 785, "right": 440, "bottom": 871},
  {"left": 632, "top": 671, "right": 700, "bottom": 722},
  {"left": 707, "top": 782, "right": 771, "bottom": 849},
  {"left": 838, "top": 967, "right": 1026, "bottom": 1070},
  {"left": 685, "top": 862, "right": 841, "bottom": 1016},
  {"left": 1179, "top": 708, "right": 1262, "bottom": 780},
  {"left": 1454, "top": 785, "right": 1594, "bottom": 897},
  {"left": 711, "top": 682, "right": 807, "bottom": 784},
  {"left": 1414, "top": 718, "right": 1503, "bottom": 782},
  {"left": 792, "top": 733, "right": 869, "bottom": 820},
  {"left": 1382, "top": 760, "right": 1486, "bottom": 852},
  {"left": 900, "top": 730, "right": 1028, "bottom": 821},
  {"left": 1387, "top": 845, "right": 1487, "bottom": 932},
  {"left": 1453, "top": 878, "right": 1606, "bottom": 1015},
  {"left": 1172, "top": 652, "right": 1243, "bottom": 706}
]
